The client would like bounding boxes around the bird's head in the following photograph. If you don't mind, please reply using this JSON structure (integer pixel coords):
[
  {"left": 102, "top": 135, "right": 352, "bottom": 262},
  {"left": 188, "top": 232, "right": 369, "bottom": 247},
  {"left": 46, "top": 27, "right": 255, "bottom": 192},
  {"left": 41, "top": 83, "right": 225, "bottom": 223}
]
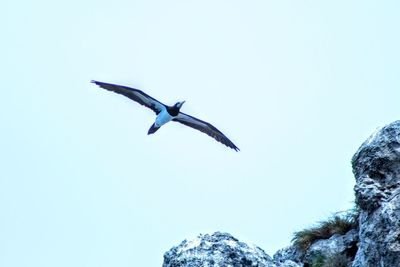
[{"left": 174, "top": 101, "right": 185, "bottom": 110}]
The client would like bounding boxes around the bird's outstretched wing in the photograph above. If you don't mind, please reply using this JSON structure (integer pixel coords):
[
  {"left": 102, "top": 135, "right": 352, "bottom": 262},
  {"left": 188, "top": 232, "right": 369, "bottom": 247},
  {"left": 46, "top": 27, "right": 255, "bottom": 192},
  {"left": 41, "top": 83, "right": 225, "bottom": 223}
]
[
  {"left": 91, "top": 80, "right": 166, "bottom": 114},
  {"left": 173, "top": 112, "right": 239, "bottom": 151}
]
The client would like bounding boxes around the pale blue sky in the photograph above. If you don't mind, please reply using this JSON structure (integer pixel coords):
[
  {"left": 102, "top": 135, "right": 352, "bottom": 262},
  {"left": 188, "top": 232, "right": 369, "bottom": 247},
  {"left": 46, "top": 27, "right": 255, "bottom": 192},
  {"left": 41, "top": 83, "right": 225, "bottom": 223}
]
[{"left": 1, "top": 1, "right": 399, "bottom": 266}]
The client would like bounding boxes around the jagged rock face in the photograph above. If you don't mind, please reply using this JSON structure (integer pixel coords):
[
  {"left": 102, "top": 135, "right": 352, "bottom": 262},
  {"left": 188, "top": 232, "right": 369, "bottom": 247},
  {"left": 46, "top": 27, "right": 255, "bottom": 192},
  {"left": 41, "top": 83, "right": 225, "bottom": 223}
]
[
  {"left": 163, "top": 232, "right": 276, "bottom": 267},
  {"left": 351, "top": 121, "right": 400, "bottom": 267}
]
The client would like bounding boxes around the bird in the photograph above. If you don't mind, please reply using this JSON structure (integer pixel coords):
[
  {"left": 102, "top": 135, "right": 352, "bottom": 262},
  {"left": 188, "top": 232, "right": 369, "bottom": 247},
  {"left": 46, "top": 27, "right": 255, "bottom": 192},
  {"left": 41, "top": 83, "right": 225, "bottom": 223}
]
[{"left": 91, "top": 80, "right": 239, "bottom": 151}]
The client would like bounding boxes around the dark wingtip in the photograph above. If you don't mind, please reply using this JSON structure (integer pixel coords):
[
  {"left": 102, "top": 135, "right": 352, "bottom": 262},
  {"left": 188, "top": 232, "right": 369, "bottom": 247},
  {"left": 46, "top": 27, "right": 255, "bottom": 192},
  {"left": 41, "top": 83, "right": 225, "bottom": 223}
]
[
  {"left": 91, "top": 80, "right": 98, "bottom": 84},
  {"left": 147, "top": 123, "right": 160, "bottom": 135},
  {"left": 228, "top": 141, "right": 240, "bottom": 152}
]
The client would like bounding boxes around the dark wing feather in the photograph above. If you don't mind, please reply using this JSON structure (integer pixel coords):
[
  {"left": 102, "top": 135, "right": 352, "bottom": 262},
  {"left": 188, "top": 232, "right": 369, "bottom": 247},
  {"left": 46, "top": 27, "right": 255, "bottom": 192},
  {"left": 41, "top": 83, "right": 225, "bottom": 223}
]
[
  {"left": 173, "top": 112, "right": 239, "bottom": 151},
  {"left": 91, "top": 80, "right": 166, "bottom": 114}
]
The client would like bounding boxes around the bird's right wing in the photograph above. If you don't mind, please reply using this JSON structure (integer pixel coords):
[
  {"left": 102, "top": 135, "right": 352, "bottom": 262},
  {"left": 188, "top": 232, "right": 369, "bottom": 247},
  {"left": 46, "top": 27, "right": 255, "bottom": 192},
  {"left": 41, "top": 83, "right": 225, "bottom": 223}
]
[
  {"left": 91, "top": 80, "right": 166, "bottom": 114},
  {"left": 173, "top": 112, "right": 239, "bottom": 151}
]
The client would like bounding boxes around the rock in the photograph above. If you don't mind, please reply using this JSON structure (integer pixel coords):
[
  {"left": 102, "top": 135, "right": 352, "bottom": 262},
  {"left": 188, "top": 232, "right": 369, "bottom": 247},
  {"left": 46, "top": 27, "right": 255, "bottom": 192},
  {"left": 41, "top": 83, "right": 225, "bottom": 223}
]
[
  {"left": 351, "top": 121, "right": 400, "bottom": 267},
  {"left": 273, "top": 246, "right": 304, "bottom": 266},
  {"left": 304, "top": 229, "right": 358, "bottom": 266},
  {"left": 276, "top": 260, "right": 302, "bottom": 267},
  {"left": 272, "top": 229, "right": 357, "bottom": 267},
  {"left": 162, "top": 232, "right": 276, "bottom": 267},
  {"left": 162, "top": 121, "right": 400, "bottom": 267}
]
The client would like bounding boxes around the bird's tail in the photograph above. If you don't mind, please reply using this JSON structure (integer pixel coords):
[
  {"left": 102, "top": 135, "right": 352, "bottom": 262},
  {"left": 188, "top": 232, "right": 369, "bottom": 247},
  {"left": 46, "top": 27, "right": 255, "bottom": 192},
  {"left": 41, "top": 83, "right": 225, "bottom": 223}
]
[{"left": 147, "top": 123, "right": 160, "bottom": 135}]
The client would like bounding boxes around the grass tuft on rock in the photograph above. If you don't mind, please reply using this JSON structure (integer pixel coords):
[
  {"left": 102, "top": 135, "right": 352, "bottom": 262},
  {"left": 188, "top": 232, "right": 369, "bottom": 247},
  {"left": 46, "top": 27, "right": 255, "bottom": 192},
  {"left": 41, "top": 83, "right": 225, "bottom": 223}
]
[{"left": 292, "top": 209, "right": 358, "bottom": 252}]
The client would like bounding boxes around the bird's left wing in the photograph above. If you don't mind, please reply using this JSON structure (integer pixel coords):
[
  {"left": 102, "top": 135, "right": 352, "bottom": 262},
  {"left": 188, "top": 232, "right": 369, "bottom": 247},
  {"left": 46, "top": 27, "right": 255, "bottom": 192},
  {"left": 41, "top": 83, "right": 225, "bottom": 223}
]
[
  {"left": 173, "top": 112, "right": 239, "bottom": 151},
  {"left": 91, "top": 80, "right": 166, "bottom": 114}
]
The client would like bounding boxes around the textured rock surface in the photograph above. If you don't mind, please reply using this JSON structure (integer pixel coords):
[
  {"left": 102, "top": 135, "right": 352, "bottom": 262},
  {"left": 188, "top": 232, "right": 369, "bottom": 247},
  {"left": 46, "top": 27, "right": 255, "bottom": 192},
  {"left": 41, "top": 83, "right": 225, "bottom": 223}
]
[
  {"left": 304, "top": 229, "right": 358, "bottom": 266},
  {"left": 351, "top": 121, "right": 400, "bottom": 267},
  {"left": 276, "top": 260, "right": 302, "bottom": 267},
  {"left": 273, "top": 246, "right": 303, "bottom": 267},
  {"left": 163, "top": 232, "right": 276, "bottom": 267},
  {"left": 272, "top": 230, "right": 357, "bottom": 267}
]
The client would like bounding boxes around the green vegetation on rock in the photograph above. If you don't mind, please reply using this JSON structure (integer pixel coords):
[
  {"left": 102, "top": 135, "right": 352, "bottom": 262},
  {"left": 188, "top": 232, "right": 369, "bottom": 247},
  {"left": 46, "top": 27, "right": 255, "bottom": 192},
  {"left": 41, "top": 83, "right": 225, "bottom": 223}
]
[{"left": 292, "top": 209, "right": 358, "bottom": 252}]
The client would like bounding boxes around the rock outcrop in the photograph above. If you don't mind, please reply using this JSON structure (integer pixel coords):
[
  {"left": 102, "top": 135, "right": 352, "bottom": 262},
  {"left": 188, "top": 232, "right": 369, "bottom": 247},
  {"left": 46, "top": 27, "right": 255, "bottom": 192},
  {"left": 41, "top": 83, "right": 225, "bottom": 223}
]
[
  {"left": 163, "top": 121, "right": 400, "bottom": 267},
  {"left": 351, "top": 121, "right": 400, "bottom": 267},
  {"left": 273, "top": 228, "right": 358, "bottom": 267},
  {"left": 163, "top": 232, "right": 276, "bottom": 267},
  {"left": 303, "top": 229, "right": 358, "bottom": 267},
  {"left": 273, "top": 246, "right": 303, "bottom": 266}
]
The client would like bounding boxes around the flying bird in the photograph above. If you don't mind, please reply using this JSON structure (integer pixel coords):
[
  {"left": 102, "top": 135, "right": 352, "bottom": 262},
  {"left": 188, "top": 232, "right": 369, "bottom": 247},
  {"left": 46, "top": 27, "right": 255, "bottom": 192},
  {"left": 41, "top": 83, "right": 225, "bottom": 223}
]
[{"left": 91, "top": 80, "right": 239, "bottom": 151}]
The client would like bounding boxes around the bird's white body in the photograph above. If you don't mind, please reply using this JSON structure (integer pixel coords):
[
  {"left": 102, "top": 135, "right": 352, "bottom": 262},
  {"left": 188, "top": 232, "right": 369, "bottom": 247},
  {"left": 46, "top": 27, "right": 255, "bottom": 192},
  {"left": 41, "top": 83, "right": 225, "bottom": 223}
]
[{"left": 155, "top": 108, "right": 173, "bottom": 127}]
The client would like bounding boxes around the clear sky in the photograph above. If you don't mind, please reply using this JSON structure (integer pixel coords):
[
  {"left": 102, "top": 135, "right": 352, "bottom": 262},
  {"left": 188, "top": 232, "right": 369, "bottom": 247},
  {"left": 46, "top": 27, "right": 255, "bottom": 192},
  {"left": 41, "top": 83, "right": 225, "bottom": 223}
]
[{"left": 1, "top": 1, "right": 399, "bottom": 266}]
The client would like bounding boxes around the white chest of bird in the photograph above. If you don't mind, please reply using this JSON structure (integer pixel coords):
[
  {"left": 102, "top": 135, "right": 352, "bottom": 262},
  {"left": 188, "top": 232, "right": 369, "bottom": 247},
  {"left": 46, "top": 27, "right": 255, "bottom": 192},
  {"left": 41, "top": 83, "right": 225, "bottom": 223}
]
[{"left": 155, "top": 109, "right": 173, "bottom": 127}]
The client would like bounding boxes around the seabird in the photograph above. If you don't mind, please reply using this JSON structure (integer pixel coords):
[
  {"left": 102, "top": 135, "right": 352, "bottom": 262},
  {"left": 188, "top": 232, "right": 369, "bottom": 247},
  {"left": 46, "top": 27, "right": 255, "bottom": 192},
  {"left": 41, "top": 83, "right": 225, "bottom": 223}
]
[{"left": 91, "top": 80, "right": 239, "bottom": 151}]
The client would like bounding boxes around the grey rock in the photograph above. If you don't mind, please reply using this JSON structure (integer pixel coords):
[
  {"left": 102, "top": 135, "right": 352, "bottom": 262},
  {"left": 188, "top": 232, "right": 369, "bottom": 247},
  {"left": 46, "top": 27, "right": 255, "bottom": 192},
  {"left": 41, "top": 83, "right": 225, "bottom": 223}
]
[
  {"left": 351, "top": 121, "right": 400, "bottom": 267},
  {"left": 272, "top": 230, "right": 358, "bottom": 267},
  {"left": 304, "top": 229, "right": 358, "bottom": 266},
  {"left": 276, "top": 260, "right": 302, "bottom": 267},
  {"left": 273, "top": 246, "right": 304, "bottom": 266},
  {"left": 353, "top": 176, "right": 388, "bottom": 211},
  {"left": 163, "top": 232, "right": 276, "bottom": 267}
]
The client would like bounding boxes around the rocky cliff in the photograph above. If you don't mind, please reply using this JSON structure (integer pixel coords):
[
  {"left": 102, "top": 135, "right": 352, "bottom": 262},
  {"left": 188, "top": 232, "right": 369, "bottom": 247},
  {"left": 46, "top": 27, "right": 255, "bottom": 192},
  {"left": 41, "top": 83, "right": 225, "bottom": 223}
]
[
  {"left": 351, "top": 121, "right": 400, "bottom": 267},
  {"left": 163, "top": 121, "right": 400, "bottom": 267}
]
